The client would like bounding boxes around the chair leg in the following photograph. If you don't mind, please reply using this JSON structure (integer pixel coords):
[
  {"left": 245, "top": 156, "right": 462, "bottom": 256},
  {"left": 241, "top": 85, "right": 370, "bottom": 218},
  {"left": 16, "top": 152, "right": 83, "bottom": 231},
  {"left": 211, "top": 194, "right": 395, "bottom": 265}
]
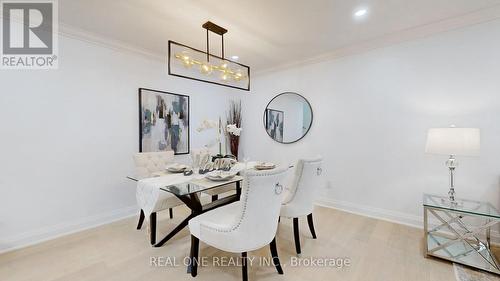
[
  {"left": 293, "top": 217, "right": 301, "bottom": 255},
  {"left": 136, "top": 209, "right": 145, "bottom": 230},
  {"left": 169, "top": 208, "right": 173, "bottom": 219},
  {"left": 269, "top": 237, "right": 284, "bottom": 274},
  {"left": 211, "top": 195, "right": 218, "bottom": 202},
  {"left": 307, "top": 213, "right": 317, "bottom": 239},
  {"left": 150, "top": 212, "right": 157, "bottom": 245},
  {"left": 189, "top": 235, "right": 199, "bottom": 277},
  {"left": 278, "top": 216, "right": 280, "bottom": 223},
  {"left": 241, "top": 252, "right": 248, "bottom": 281}
]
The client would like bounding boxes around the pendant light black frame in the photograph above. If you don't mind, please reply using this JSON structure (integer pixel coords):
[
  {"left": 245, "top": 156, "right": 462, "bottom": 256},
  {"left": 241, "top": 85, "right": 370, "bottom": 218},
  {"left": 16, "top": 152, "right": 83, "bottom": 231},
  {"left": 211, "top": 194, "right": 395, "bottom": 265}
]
[{"left": 168, "top": 21, "right": 250, "bottom": 91}]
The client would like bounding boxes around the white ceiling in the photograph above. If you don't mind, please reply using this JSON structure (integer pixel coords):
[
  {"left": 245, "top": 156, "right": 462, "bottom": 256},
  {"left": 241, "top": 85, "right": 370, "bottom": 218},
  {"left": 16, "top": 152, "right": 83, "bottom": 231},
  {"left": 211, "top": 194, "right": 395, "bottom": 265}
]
[{"left": 59, "top": 0, "right": 500, "bottom": 72}]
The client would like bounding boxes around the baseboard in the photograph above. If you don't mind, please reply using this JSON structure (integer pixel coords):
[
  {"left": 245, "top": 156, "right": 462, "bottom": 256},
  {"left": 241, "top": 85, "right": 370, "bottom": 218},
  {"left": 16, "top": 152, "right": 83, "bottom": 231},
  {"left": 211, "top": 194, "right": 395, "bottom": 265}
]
[
  {"left": 315, "top": 197, "right": 423, "bottom": 229},
  {"left": 0, "top": 205, "right": 138, "bottom": 254},
  {"left": 3, "top": 198, "right": 499, "bottom": 254},
  {"left": 315, "top": 197, "right": 500, "bottom": 244}
]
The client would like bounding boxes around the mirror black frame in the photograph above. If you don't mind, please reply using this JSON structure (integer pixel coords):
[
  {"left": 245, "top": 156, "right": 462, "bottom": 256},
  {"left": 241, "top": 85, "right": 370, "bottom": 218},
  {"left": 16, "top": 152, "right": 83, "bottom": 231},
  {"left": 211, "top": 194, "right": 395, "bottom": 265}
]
[{"left": 263, "top": 92, "right": 313, "bottom": 144}]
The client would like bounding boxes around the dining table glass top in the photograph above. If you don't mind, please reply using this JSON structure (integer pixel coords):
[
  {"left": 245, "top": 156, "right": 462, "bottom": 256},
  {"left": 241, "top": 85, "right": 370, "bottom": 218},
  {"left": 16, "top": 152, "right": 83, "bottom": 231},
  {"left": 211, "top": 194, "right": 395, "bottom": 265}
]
[
  {"left": 160, "top": 176, "right": 243, "bottom": 196},
  {"left": 127, "top": 161, "right": 293, "bottom": 197},
  {"left": 127, "top": 169, "right": 245, "bottom": 196}
]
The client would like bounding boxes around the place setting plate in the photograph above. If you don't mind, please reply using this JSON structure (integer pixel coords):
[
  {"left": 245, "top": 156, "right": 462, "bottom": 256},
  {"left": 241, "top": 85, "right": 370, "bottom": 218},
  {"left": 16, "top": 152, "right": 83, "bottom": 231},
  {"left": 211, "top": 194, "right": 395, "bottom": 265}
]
[
  {"left": 166, "top": 163, "right": 189, "bottom": 173},
  {"left": 254, "top": 162, "right": 276, "bottom": 170}
]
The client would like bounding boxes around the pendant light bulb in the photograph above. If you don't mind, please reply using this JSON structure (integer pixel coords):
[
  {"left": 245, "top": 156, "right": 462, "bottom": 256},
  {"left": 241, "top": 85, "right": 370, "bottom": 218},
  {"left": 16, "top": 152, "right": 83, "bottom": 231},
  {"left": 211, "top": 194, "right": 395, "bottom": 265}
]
[
  {"left": 233, "top": 71, "right": 243, "bottom": 81},
  {"left": 182, "top": 58, "right": 192, "bottom": 68},
  {"left": 200, "top": 62, "right": 213, "bottom": 75},
  {"left": 221, "top": 73, "right": 230, "bottom": 81},
  {"left": 180, "top": 51, "right": 192, "bottom": 68}
]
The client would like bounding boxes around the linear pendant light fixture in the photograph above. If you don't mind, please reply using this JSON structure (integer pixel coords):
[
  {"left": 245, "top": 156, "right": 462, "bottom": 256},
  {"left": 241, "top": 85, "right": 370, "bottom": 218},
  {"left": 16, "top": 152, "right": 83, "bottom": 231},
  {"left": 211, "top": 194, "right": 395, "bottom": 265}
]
[{"left": 168, "top": 21, "right": 250, "bottom": 91}]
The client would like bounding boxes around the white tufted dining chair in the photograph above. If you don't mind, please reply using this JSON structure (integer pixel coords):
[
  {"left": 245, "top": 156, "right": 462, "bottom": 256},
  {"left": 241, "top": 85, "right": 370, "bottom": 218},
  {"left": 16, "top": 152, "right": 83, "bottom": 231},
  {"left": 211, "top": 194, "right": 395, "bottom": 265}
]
[
  {"left": 188, "top": 167, "right": 288, "bottom": 281},
  {"left": 134, "top": 151, "right": 183, "bottom": 245},
  {"left": 280, "top": 156, "right": 323, "bottom": 255}
]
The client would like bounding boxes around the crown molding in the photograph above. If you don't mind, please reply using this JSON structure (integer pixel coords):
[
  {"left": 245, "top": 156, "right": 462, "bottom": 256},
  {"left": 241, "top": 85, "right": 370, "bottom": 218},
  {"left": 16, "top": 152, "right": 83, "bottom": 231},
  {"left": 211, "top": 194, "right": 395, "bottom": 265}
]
[
  {"left": 255, "top": 4, "right": 500, "bottom": 77},
  {"left": 4, "top": 4, "right": 500, "bottom": 74},
  {"left": 58, "top": 23, "right": 166, "bottom": 62},
  {"left": 0, "top": 12, "right": 166, "bottom": 61}
]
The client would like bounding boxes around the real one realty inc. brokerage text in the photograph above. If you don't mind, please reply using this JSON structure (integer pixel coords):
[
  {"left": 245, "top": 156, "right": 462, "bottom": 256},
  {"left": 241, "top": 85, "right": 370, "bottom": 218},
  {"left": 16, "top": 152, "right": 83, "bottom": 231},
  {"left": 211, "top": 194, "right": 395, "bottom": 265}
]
[{"left": 150, "top": 256, "right": 352, "bottom": 269}]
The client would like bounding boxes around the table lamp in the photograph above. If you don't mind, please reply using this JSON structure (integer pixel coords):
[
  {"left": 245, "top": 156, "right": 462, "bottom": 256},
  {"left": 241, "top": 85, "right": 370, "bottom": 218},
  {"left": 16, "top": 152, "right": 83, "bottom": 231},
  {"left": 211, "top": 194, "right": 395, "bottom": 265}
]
[{"left": 425, "top": 126, "right": 480, "bottom": 205}]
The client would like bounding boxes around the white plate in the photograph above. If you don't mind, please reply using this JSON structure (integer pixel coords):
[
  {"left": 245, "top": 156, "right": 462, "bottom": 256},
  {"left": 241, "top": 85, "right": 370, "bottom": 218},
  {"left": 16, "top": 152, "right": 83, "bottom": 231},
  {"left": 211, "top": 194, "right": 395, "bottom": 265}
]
[{"left": 254, "top": 162, "right": 276, "bottom": 170}]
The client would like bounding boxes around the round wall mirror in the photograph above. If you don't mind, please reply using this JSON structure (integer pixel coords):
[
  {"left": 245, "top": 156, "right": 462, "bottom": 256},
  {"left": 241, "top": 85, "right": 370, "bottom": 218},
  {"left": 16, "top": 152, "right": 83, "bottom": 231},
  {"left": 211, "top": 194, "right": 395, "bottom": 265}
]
[{"left": 263, "top": 92, "right": 313, "bottom": 144}]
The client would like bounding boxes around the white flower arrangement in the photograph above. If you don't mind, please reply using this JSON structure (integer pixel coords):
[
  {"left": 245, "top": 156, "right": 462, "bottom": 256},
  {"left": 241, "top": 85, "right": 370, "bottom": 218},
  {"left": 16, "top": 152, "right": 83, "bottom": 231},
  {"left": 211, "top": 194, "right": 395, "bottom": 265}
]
[
  {"left": 197, "top": 118, "right": 242, "bottom": 156},
  {"left": 197, "top": 118, "right": 225, "bottom": 154},
  {"left": 226, "top": 124, "right": 242, "bottom": 136}
]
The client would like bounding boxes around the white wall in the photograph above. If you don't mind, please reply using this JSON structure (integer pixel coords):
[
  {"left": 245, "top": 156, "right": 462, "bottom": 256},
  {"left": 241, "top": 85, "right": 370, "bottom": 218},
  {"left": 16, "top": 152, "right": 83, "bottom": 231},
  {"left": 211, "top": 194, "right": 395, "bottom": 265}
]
[
  {"left": 0, "top": 35, "right": 244, "bottom": 252},
  {"left": 241, "top": 19, "right": 500, "bottom": 227},
  {"left": 2, "top": 17, "right": 500, "bottom": 254}
]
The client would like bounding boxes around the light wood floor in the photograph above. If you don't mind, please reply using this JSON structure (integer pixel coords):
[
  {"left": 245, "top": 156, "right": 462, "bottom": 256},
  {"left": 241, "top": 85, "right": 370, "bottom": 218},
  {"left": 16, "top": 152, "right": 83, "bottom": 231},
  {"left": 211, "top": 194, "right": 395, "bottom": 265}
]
[{"left": 0, "top": 206, "right": 456, "bottom": 281}]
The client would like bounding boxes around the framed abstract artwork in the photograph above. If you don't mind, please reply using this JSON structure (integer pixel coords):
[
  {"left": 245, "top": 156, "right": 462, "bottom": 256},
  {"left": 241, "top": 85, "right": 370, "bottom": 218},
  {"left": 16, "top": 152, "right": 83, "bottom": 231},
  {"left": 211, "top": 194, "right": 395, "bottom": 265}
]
[
  {"left": 139, "top": 88, "right": 190, "bottom": 155},
  {"left": 265, "top": 109, "right": 284, "bottom": 142}
]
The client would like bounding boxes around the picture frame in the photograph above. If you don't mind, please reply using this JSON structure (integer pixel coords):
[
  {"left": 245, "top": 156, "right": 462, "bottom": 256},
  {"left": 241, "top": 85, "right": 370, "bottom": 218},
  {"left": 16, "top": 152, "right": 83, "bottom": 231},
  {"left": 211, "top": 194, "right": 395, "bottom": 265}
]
[
  {"left": 265, "top": 108, "right": 284, "bottom": 143},
  {"left": 138, "top": 88, "right": 190, "bottom": 155}
]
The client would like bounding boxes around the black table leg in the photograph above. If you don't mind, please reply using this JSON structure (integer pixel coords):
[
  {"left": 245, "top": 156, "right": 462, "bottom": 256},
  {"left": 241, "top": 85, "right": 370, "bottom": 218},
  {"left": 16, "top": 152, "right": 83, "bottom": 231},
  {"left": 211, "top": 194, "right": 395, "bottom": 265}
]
[
  {"left": 154, "top": 213, "right": 195, "bottom": 247},
  {"left": 153, "top": 193, "right": 203, "bottom": 247},
  {"left": 154, "top": 180, "right": 242, "bottom": 248}
]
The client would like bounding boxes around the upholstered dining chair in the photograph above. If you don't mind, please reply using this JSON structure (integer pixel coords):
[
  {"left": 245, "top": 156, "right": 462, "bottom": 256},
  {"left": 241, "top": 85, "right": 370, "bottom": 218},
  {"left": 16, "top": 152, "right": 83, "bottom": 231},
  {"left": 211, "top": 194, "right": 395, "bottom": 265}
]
[
  {"left": 134, "top": 151, "right": 183, "bottom": 245},
  {"left": 188, "top": 167, "right": 288, "bottom": 281},
  {"left": 280, "top": 157, "right": 323, "bottom": 256}
]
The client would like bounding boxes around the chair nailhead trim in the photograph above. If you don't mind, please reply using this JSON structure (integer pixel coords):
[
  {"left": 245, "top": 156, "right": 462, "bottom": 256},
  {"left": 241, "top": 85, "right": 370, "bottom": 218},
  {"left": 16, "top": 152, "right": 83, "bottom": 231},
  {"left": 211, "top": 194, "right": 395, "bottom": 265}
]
[{"left": 200, "top": 169, "right": 286, "bottom": 233}]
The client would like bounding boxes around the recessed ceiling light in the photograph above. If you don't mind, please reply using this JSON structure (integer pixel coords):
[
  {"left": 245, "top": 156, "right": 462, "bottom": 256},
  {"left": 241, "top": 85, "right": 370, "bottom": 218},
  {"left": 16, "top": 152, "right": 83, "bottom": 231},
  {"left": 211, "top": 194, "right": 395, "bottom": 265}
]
[
  {"left": 354, "top": 8, "right": 368, "bottom": 17},
  {"left": 231, "top": 55, "right": 239, "bottom": 60}
]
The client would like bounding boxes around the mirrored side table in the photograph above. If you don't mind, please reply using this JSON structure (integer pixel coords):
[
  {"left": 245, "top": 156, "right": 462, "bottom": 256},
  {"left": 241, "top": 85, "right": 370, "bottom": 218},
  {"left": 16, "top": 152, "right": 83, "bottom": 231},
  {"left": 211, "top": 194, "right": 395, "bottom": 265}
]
[{"left": 423, "top": 194, "right": 500, "bottom": 274}]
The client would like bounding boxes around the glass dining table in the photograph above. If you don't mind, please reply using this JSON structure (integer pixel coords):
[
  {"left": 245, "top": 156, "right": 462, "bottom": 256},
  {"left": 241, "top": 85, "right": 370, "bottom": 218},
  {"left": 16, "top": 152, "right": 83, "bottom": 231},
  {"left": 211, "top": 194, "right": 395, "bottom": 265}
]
[{"left": 127, "top": 174, "right": 243, "bottom": 247}]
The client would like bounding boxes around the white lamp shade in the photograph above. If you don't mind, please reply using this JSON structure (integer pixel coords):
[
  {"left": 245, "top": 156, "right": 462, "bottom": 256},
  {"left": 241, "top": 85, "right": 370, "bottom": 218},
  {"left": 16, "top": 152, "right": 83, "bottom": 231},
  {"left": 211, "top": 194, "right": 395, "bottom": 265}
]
[{"left": 425, "top": 128, "right": 480, "bottom": 156}]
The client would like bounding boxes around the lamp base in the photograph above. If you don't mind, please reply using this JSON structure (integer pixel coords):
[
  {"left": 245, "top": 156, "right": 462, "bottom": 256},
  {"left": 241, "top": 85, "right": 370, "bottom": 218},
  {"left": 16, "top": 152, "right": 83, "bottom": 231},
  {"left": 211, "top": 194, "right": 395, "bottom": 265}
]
[
  {"left": 440, "top": 195, "right": 462, "bottom": 208},
  {"left": 448, "top": 187, "right": 456, "bottom": 204},
  {"left": 444, "top": 156, "right": 460, "bottom": 207}
]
